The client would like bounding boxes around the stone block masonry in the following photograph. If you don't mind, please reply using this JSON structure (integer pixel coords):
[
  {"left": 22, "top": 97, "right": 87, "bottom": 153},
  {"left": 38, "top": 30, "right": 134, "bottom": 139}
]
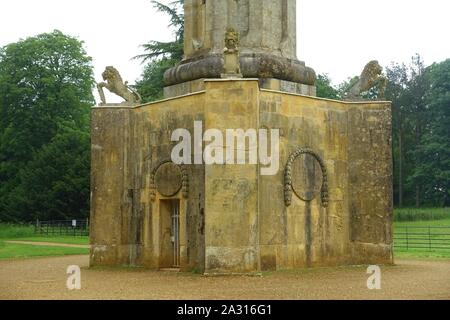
[{"left": 90, "top": 79, "right": 393, "bottom": 273}]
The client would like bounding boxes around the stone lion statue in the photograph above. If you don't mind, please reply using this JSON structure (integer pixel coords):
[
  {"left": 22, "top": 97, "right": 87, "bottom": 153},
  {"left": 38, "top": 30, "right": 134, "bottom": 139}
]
[
  {"left": 345, "top": 60, "right": 387, "bottom": 100},
  {"left": 97, "top": 66, "right": 142, "bottom": 105}
]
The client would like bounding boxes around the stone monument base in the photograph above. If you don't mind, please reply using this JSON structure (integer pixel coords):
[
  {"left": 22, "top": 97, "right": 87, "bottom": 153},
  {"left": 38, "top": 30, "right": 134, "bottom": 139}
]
[
  {"left": 90, "top": 79, "right": 393, "bottom": 274},
  {"left": 164, "top": 78, "right": 316, "bottom": 99}
]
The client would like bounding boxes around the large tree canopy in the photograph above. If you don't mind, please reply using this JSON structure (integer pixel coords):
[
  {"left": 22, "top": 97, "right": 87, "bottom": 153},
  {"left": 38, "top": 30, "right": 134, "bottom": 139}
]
[
  {"left": 408, "top": 59, "right": 450, "bottom": 206},
  {"left": 0, "top": 30, "right": 94, "bottom": 222},
  {"left": 382, "top": 55, "right": 450, "bottom": 207}
]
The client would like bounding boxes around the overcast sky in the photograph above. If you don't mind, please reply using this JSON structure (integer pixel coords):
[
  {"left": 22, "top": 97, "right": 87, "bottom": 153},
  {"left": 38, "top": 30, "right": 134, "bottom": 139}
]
[{"left": 1, "top": 0, "right": 449, "bottom": 103}]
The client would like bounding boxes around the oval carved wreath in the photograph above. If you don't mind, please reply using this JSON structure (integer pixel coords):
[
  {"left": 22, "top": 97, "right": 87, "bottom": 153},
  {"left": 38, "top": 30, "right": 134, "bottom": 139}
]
[
  {"left": 150, "top": 160, "right": 189, "bottom": 201},
  {"left": 284, "top": 148, "right": 329, "bottom": 208}
]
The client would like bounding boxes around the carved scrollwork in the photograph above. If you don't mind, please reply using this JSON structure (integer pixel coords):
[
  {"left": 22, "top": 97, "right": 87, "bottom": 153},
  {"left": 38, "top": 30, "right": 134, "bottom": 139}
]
[
  {"left": 150, "top": 160, "right": 189, "bottom": 201},
  {"left": 284, "top": 148, "right": 329, "bottom": 208}
]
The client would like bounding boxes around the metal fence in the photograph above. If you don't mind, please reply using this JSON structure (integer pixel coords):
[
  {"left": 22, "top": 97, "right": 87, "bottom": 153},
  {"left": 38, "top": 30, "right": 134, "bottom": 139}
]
[
  {"left": 394, "top": 226, "right": 450, "bottom": 250},
  {"left": 35, "top": 219, "right": 89, "bottom": 236}
]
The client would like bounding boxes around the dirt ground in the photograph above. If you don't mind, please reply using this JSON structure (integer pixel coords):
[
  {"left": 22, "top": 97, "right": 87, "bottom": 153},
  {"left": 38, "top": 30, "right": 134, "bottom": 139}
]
[{"left": 0, "top": 255, "right": 449, "bottom": 300}]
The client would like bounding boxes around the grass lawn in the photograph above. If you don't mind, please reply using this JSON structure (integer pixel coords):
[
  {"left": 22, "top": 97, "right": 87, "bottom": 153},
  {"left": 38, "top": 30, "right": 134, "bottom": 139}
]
[
  {"left": 394, "top": 249, "right": 450, "bottom": 260},
  {"left": 394, "top": 218, "right": 450, "bottom": 260},
  {"left": 0, "top": 223, "right": 35, "bottom": 239},
  {"left": 0, "top": 241, "right": 89, "bottom": 260},
  {"left": 0, "top": 223, "right": 89, "bottom": 260},
  {"left": 395, "top": 218, "right": 450, "bottom": 228},
  {"left": 0, "top": 223, "right": 89, "bottom": 244},
  {"left": 394, "top": 207, "right": 450, "bottom": 222},
  {"left": 8, "top": 236, "right": 89, "bottom": 245}
]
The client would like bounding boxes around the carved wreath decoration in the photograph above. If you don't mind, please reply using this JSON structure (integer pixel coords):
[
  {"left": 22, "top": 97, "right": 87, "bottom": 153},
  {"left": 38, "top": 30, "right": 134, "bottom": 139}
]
[
  {"left": 150, "top": 160, "right": 189, "bottom": 201},
  {"left": 284, "top": 148, "right": 329, "bottom": 208}
]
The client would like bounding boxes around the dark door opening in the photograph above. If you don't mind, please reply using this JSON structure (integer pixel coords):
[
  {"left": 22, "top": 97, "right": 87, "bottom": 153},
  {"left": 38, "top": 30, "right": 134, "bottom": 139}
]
[{"left": 160, "top": 200, "right": 180, "bottom": 268}]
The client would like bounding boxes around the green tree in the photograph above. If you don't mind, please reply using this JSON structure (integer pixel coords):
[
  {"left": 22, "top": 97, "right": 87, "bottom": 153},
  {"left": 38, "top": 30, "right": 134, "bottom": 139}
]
[
  {"left": 315, "top": 73, "right": 339, "bottom": 99},
  {"left": 408, "top": 59, "right": 450, "bottom": 206},
  {"left": 135, "top": 58, "right": 177, "bottom": 102},
  {"left": 13, "top": 124, "right": 91, "bottom": 221},
  {"left": 385, "top": 62, "right": 409, "bottom": 207},
  {"left": 134, "top": 0, "right": 184, "bottom": 102},
  {"left": 385, "top": 54, "right": 430, "bottom": 207},
  {"left": 403, "top": 54, "right": 429, "bottom": 207},
  {"left": 0, "top": 30, "right": 94, "bottom": 222}
]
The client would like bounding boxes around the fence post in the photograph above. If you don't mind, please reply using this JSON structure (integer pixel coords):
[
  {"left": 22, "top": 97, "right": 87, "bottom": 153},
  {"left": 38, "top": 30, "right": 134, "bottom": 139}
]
[
  {"left": 406, "top": 226, "right": 409, "bottom": 250},
  {"left": 428, "top": 226, "right": 432, "bottom": 251}
]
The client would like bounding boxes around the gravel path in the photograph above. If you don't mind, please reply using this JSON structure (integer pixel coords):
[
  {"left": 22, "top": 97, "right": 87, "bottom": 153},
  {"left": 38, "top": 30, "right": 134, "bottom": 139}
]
[
  {"left": 4, "top": 241, "right": 89, "bottom": 249},
  {"left": 0, "top": 255, "right": 449, "bottom": 300}
]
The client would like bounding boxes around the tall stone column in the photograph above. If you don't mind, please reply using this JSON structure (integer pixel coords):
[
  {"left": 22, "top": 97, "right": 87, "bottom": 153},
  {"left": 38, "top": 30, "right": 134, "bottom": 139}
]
[{"left": 164, "top": 0, "right": 316, "bottom": 88}]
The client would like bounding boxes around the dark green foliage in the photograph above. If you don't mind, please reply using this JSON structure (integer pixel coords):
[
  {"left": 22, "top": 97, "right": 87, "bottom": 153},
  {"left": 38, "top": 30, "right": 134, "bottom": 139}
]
[
  {"left": 407, "top": 59, "right": 450, "bottom": 206},
  {"left": 315, "top": 73, "right": 339, "bottom": 99},
  {"left": 15, "top": 124, "right": 91, "bottom": 221},
  {"left": 135, "top": 58, "right": 179, "bottom": 102},
  {"left": 0, "top": 30, "right": 94, "bottom": 222},
  {"left": 386, "top": 55, "right": 450, "bottom": 207}
]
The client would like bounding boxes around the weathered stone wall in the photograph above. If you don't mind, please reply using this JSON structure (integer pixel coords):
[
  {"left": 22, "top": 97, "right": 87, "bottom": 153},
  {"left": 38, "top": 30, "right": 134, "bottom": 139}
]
[
  {"left": 131, "top": 95, "right": 207, "bottom": 271},
  {"left": 203, "top": 80, "right": 260, "bottom": 273},
  {"left": 348, "top": 106, "right": 393, "bottom": 264},
  {"left": 90, "top": 79, "right": 393, "bottom": 273},
  {"left": 90, "top": 93, "right": 207, "bottom": 271},
  {"left": 258, "top": 91, "right": 393, "bottom": 270},
  {"left": 91, "top": 108, "right": 134, "bottom": 265}
]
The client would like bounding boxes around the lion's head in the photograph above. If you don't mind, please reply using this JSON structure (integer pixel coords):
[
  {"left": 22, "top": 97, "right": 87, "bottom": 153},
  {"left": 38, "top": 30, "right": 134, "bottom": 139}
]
[
  {"left": 345, "top": 60, "right": 387, "bottom": 99},
  {"left": 362, "top": 61, "right": 383, "bottom": 79},
  {"left": 360, "top": 60, "right": 384, "bottom": 90},
  {"left": 102, "top": 66, "right": 122, "bottom": 82}
]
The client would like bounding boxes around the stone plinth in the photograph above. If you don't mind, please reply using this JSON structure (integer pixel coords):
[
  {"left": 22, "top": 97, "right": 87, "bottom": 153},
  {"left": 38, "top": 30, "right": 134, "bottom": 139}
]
[
  {"left": 164, "top": 78, "right": 316, "bottom": 99},
  {"left": 90, "top": 79, "right": 393, "bottom": 273}
]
